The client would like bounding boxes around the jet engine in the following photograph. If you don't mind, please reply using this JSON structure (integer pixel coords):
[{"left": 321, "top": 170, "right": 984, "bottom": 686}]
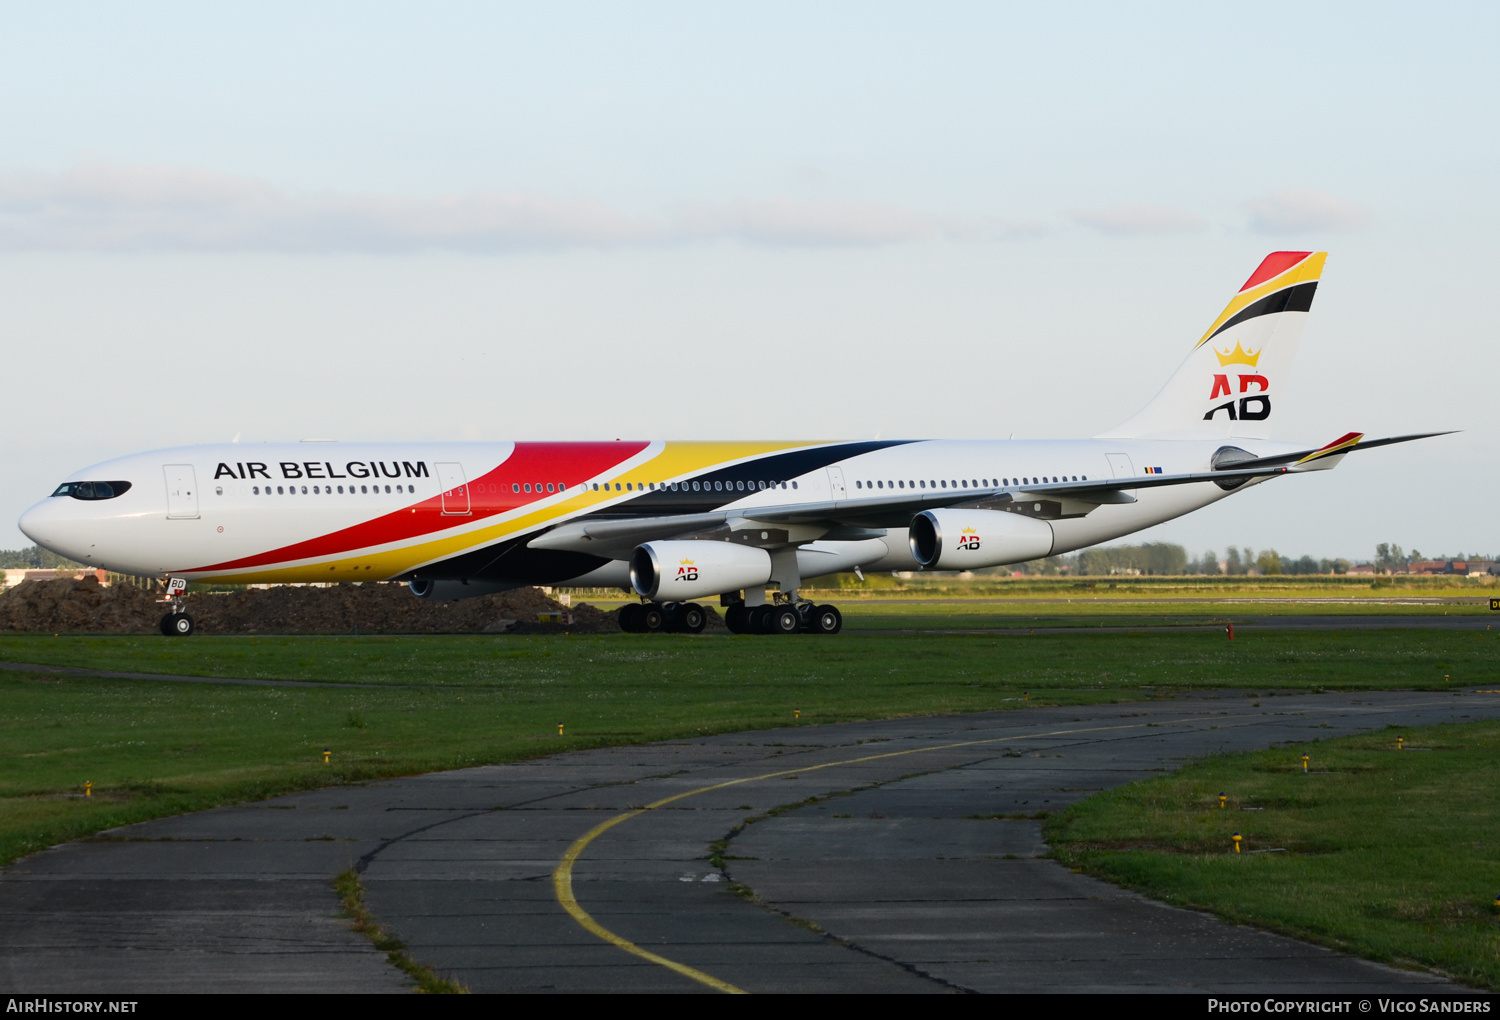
[
  {"left": 408, "top": 579, "right": 524, "bottom": 600},
  {"left": 630, "top": 540, "right": 773, "bottom": 602},
  {"left": 908, "top": 508, "right": 1053, "bottom": 570}
]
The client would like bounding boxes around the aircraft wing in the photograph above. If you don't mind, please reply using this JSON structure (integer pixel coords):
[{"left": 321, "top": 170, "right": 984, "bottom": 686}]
[{"left": 528, "top": 431, "right": 1449, "bottom": 552}]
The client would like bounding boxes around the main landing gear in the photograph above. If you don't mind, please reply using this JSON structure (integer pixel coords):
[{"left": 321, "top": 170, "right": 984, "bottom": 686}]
[
  {"left": 618, "top": 601, "right": 709, "bottom": 634},
  {"left": 724, "top": 601, "right": 842, "bottom": 636}
]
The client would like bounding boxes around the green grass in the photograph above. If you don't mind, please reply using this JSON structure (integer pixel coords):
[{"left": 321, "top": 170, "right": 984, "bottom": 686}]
[
  {"left": 0, "top": 627, "right": 1496, "bottom": 873},
  {"left": 336, "top": 869, "right": 467, "bottom": 993},
  {"left": 1046, "top": 720, "right": 1500, "bottom": 989}
]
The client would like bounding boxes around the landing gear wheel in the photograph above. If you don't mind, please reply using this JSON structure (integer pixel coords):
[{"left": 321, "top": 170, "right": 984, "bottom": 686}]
[
  {"left": 618, "top": 603, "right": 646, "bottom": 633},
  {"left": 810, "top": 604, "right": 842, "bottom": 635},
  {"left": 750, "top": 605, "right": 775, "bottom": 634},
  {"left": 160, "top": 612, "right": 195, "bottom": 637},
  {"left": 678, "top": 603, "right": 707, "bottom": 634},
  {"left": 769, "top": 607, "right": 800, "bottom": 635},
  {"left": 642, "top": 604, "right": 666, "bottom": 632},
  {"left": 724, "top": 605, "right": 750, "bottom": 634}
]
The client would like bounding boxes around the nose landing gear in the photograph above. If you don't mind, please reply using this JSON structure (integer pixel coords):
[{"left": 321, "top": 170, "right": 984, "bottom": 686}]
[
  {"left": 159, "top": 611, "right": 195, "bottom": 636},
  {"left": 157, "top": 576, "right": 195, "bottom": 637}
]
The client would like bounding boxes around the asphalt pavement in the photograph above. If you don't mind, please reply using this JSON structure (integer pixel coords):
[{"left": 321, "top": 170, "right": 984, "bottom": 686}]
[{"left": 4, "top": 688, "right": 1498, "bottom": 993}]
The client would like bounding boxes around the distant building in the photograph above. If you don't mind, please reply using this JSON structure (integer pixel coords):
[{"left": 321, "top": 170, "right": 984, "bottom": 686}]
[
  {"left": 1407, "top": 560, "right": 1498, "bottom": 576},
  {"left": 2, "top": 568, "right": 108, "bottom": 588}
]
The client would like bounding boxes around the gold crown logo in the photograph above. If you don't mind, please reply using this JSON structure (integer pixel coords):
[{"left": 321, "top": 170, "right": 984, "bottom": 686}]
[
  {"left": 961, "top": 527, "right": 978, "bottom": 535},
  {"left": 1214, "top": 340, "right": 1261, "bottom": 368},
  {"left": 679, "top": 559, "right": 695, "bottom": 566}
]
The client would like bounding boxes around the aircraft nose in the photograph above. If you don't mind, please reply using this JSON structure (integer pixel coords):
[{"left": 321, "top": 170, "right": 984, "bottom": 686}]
[{"left": 18, "top": 498, "right": 82, "bottom": 559}]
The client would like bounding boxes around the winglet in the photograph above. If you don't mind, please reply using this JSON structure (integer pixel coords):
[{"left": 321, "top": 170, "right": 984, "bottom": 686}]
[{"left": 1296, "top": 431, "right": 1364, "bottom": 465}]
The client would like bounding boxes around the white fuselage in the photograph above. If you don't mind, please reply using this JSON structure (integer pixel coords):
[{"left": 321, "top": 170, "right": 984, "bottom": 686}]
[{"left": 18, "top": 435, "right": 1296, "bottom": 586}]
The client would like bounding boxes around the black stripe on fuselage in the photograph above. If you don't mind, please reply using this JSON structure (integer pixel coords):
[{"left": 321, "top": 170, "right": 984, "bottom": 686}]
[
  {"left": 397, "top": 542, "right": 610, "bottom": 586},
  {"left": 397, "top": 440, "right": 915, "bottom": 583},
  {"left": 1206, "top": 282, "right": 1317, "bottom": 344},
  {"left": 584, "top": 439, "right": 916, "bottom": 518}
]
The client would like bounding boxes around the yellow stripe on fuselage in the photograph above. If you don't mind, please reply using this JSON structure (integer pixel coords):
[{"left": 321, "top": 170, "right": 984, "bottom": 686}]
[{"left": 204, "top": 439, "right": 827, "bottom": 584}]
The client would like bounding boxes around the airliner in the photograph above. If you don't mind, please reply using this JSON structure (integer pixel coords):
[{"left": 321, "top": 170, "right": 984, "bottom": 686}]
[{"left": 18, "top": 251, "right": 1438, "bottom": 636}]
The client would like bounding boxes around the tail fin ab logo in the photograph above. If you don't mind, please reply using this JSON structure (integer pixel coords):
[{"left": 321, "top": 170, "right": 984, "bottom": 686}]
[
  {"left": 1206, "top": 341, "right": 1270, "bottom": 421},
  {"left": 675, "top": 559, "right": 698, "bottom": 582},
  {"left": 957, "top": 527, "right": 981, "bottom": 552}
]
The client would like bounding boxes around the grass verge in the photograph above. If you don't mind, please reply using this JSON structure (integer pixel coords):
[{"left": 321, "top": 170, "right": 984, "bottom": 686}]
[
  {"left": 1046, "top": 720, "right": 1500, "bottom": 989},
  {"left": 0, "top": 628, "right": 1495, "bottom": 867},
  {"left": 335, "top": 868, "right": 466, "bottom": 993}
]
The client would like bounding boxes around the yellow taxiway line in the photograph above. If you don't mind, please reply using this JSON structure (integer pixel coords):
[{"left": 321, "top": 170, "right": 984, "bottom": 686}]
[
  {"left": 551, "top": 717, "right": 1196, "bottom": 994},
  {"left": 552, "top": 693, "right": 1477, "bottom": 992}
]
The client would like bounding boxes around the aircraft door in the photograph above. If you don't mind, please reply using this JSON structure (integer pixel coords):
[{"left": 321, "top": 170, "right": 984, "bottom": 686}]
[
  {"left": 164, "top": 464, "right": 199, "bottom": 519},
  {"left": 437, "top": 462, "right": 471, "bottom": 515},
  {"left": 826, "top": 466, "right": 847, "bottom": 500},
  {"left": 1105, "top": 452, "right": 1137, "bottom": 497},
  {"left": 1105, "top": 453, "right": 1135, "bottom": 478}
]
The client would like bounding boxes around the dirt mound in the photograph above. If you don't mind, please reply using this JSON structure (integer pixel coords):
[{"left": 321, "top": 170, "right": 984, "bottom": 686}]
[{"left": 0, "top": 577, "right": 619, "bottom": 635}]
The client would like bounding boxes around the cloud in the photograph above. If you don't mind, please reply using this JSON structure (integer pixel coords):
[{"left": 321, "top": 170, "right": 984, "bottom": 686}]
[
  {"left": 1244, "top": 188, "right": 1369, "bottom": 234},
  {"left": 672, "top": 198, "right": 936, "bottom": 246},
  {"left": 1073, "top": 203, "right": 1207, "bottom": 236},
  {"left": 0, "top": 164, "right": 1018, "bottom": 252}
]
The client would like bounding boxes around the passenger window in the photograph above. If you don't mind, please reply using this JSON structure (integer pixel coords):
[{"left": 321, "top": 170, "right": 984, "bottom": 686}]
[
  {"left": 253, "top": 486, "right": 260, "bottom": 495},
  {"left": 360, "top": 485, "right": 367, "bottom": 493},
  {"left": 302, "top": 486, "right": 308, "bottom": 494},
  {"left": 215, "top": 486, "right": 223, "bottom": 496},
  {"left": 384, "top": 485, "right": 390, "bottom": 493},
  {"left": 547, "top": 483, "right": 555, "bottom": 493}
]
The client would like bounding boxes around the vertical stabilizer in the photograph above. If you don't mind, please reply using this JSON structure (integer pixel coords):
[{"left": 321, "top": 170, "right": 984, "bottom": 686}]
[{"left": 1098, "top": 251, "right": 1326, "bottom": 440}]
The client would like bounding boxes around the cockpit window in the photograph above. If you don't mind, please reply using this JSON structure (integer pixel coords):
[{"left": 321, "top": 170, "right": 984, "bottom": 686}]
[{"left": 51, "top": 481, "right": 133, "bottom": 500}]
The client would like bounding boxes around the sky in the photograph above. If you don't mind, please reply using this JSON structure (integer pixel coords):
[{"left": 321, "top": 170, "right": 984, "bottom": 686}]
[{"left": 1, "top": 2, "right": 1495, "bottom": 560}]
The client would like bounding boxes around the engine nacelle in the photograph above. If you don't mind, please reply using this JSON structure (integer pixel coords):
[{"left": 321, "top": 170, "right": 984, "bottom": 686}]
[
  {"left": 908, "top": 508, "right": 1053, "bottom": 570},
  {"left": 631, "top": 540, "right": 772, "bottom": 601},
  {"left": 408, "top": 579, "right": 523, "bottom": 601}
]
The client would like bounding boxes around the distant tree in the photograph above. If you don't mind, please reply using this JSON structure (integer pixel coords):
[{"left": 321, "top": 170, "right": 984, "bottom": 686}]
[
  {"left": 1074, "top": 542, "right": 1187, "bottom": 576},
  {"left": 1225, "top": 547, "right": 1243, "bottom": 575},
  {"left": 1257, "top": 549, "right": 1283, "bottom": 575},
  {"left": 1374, "top": 543, "right": 1406, "bottom": 573},
  {"left": 1200, "top": 550, "right": 1222, "bottom": 575},
  {"left": 0, "top": 545, "right": 83, "bottom": 569}
]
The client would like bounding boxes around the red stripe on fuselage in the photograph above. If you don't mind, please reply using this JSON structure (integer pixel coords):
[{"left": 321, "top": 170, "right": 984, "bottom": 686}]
[{"left": 193, "top": 442, "right": 650, "bottom": 572}]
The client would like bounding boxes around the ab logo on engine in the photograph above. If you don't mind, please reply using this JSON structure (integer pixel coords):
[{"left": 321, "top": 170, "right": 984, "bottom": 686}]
[
  {"left": 676, "top": 559, "right": 698, "bottom": 582},
  {"left": 957, "top": 528, "right": 980, "bottom": 552}
]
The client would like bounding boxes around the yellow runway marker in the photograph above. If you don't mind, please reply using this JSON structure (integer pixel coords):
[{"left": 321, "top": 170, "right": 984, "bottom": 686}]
[{"left": 552, "top": 715, "right": 1216, "bottom": 994}]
